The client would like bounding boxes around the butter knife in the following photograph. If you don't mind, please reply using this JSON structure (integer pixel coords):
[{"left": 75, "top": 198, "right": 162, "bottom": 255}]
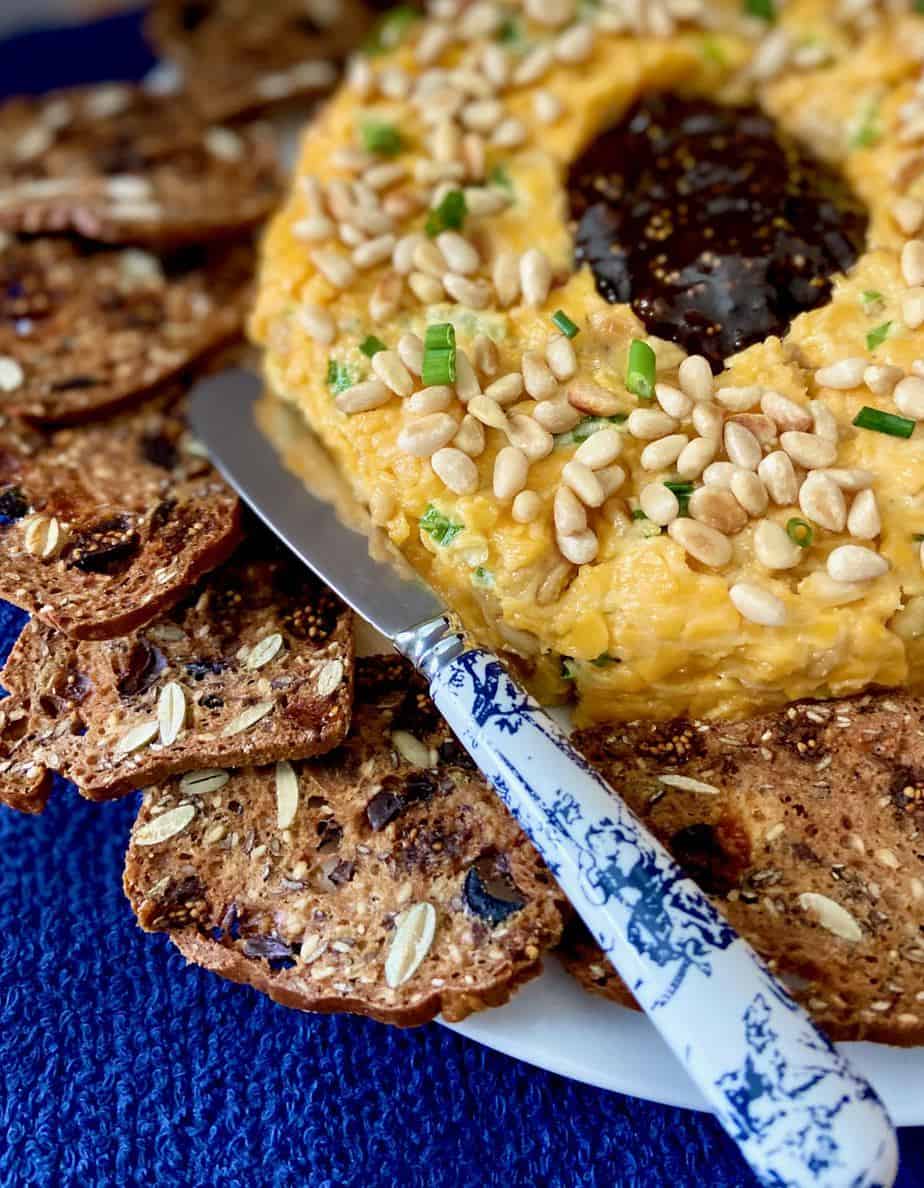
[{"left": 190, "top": 368, "right": 898, "bottom": 1188}]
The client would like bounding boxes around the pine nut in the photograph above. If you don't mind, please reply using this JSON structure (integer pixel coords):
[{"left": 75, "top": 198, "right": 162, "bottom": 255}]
[
  {"left": 827, "top": 545, "right": 889, "bottom": 583},
  {"left": 678, "top": 354, "right": 713, "bottom": 402},
  {"left": 546, "top": 334, "right": 577, "bottom": 381},
  {"left": 716, "top": 385, "right": 762, "bottom": 412},
  {"left": 689, "top": 487, "right": 748, "bottom": 535},
  {"left": 493, "top": 250, "right": 520, "bottom": 307},
  {"left": 311, "top": 248, "right": 355, "bottom": 289},
  {"left": 780, "top": 430, "right": 837, "bottom": 469},
  {"left": 893, "top": 195, "right": 924, "bottom": 234},
  {"left": 397, "top": 332, "right": 424, "bottom": 375},
  {"left": 409, "top": 271, "right": 444, "bottom": 303},
  {"left": 295, "top": 303, "right": 335, "bottom": 345},
  {"left": 730, "top": 470, "right": 769, "bottom": 516},
  {"left": 903, "top": 239, "right": 924, "bottom": 286},
  {"left": 466, "top": 186, "right": 511, "bottom": 217},
  {"left": 406, "top": 385, "right": 454, "bottom": 414},
  {"left": 864, "top": 364, "right": 903, "bottom": 397},
  {"left": 520, "top": 249, "right": 552, "bottom": 307},
  {"left": 397, "top": 412, "right": 458, "bottom": 457},
  {"left": 493, "top": 117, "right": 527, "bottom": 148},
  {"left": 627, "top": 409, "right": 678, "bottom": 440},
  {"left": 799, "top": 471, "right": 846, "bottom": 531},
  {"left": 467, "top": 393, "right": 507, "bottom": 429},
  {"left": 703, "top": 461, "right": 737, "bottom": 490},
  {"left": 453, "top": 349, "right": 481, "bottom": 402},
  {"left": 655, "top": 383, "right": 692, "bottom": 419},
  {"left": 393, "top": 232, "right": 425, "bottom": 274},
  {"left": 413, "top": 239, "right": 446, "bottom": 276},
  {"left": 453, "top": 413, "right": 485, "bottom": 456},
  {"left": 485, "top": 373, "right": 523, "bottom": 405},
  {"left": 903, "top": 287, "right": 924, "bottom": 329},
  {"left": 512, "top": 489, "right": 542, "bottom": 523},
  {"left": 494, "top": 447, "right": 530, "bottom": 500},
  {"left": 554, "top": 485, "right": 587, "bottom": 535},
  {"left": 640, "top": 433, "right": 688, "bottom": 471},
  {"left": 443, "top": 273, "right": 491, "bottom": 308},
  {"left": 809, "top": 399, "right": 838, "bottom": 442},
  {"left": 668, "top": 519, "right": 732, "bottom": 568},
  {"left": 364, "top": 161, "right": 406, "bottom": 190},
  {"left": 894, "top": 375, "right": 924, "bottom": 419},
  {"left": 416, "top": 22, "right": 452, "bottom": 64},
  {"left": 521, "top": 351, "right": 558, "bottom": 400},
  {"left": 534, "top": 89, "right": 563, "bottom": 124},
  {"left": 473, "top": 334, "right": 499, "bottom": 377},
  {"left": 436, "top": 231, "right": 479, "bottom": 274},
  {"left": 558, "top": 528, "right": 598, "bottom": 565},
  {"left": 847, "top": 489, "right": 881, "bottom": 540},
  {"left": 758, "top": 451, "right": 799, "bottom": 505},
  {"left": 526, "top": 0, "right": 576, "bottom": 27},
  {"left": 534, "top": 398, "right": 581, "bottom": 432},
  {"left": 568, "top": 379, "right": 621, "bottom": 416},
  {"left": 814, "top": 358, "right": 866, "bottom": 390},
  {"left": 639, "top": 482, "right": 679, "bottom": 526},
  {"left": 514, "top": 45, "right": 553, "bottom": 85},
  {"left": 506, "top": 414, "right": 554, "bottom": 460},
  {"left": 724, "top": 422, "right": 762, "bottom": 470},
  {"left": 293, "top": 214, "right": 334, "bottom": 241},
  {"left": 353, "top": 234, "right": 396, "bottom": 269},
  {"left": 575, "top": 428, "right": 622, "bottom": 469},
  {"left": 601, "top": 496, "right": 629, "bottom": 526},
  {"left": 595, "top": 464, "right": 626, "bottom": 496},
  {"left": 481, "top": 43, "right": 510, "bottom": 87},
  {"left": 335, "top": 380, "right": 392, "bottom": 414},
  {"left": 727, "top": 413, "right": 777, "bottom": 446},
  {"left": 729, "top": 582, "right": 787, "bottom": 627},
  {"left": 818, "top": 467, "right": 874, "bottom": 491},
  {"left": 760, "top": 390, "right": 812, "bottom": 431},
  {"left": 555, "top": 23, "right": 594, "bottom": 62},
  {"left": 754, "top": 520, "right": 802, "bottom": 570},
  {"left": 431, "top": 447, "right": 479, "bottom": 495},
  {"left": 339, "top": 222, "right": 365, "bottom": 248},
  {"left": 676, "top": 436, "right": 717, "bottom": 479},
  {"left": 692, "top": 403, "right": 724, "bottom": 440},
  {"left": 462, "top": 98, "right": 503, "bottom": 132},
  {"left": 562, "top": 459, "right": 605, "bottom": 507},
  {"left": 369, "top": 271, "right": 403, "bottom": 321},
  {"left": 371, "top": 350, "right": 414, "bottom": 396}
]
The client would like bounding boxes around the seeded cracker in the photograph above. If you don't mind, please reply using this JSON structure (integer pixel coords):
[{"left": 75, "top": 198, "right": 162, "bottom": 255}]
[
  {"left": 0, "top": 237, "right": 253, "bottom": 423},
  {"left": 0, "top": 533, "right": 353, "bottom": 808},
  {"left": 561, "top": 698, "right": 924, "bottom": 1046},
  {"left": 146, "top": 0, "right": 373, "bottom": 122},
  {"left": 123, "top": 656, "right": 567, "bottom": 1026},
  {"left": 0, "top": 85, "right": 282, "bottom": 247},
  {"left": 0, "top": 393, "right": 241, "bottom": 639}
]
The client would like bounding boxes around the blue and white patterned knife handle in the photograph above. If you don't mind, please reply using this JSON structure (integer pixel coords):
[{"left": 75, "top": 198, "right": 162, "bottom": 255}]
[{"left": 396, "top": 621, "right": 898, "bottom": 1188}]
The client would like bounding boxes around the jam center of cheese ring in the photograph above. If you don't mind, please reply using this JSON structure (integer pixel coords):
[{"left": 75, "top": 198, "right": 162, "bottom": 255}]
[{"left": 568, "top": 93, "right": 869, "bottom": 371}]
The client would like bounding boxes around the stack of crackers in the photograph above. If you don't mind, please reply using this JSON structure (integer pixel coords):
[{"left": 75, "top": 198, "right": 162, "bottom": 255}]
[{"left": 0, "top": 0, "right": 920, "bottom": 1042}]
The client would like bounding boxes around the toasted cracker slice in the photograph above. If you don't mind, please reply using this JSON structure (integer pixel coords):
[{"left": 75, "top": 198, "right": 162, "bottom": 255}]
[
  {"left": 0, "top": 86, "right": 282, "bottom": 246},
  {"left": 123, "top": 655, "right": 567, "bottom": 1026},
  {"left": 0, "top": 534, "right": 353, "bottom": 809},
  {"left": 146, "top": 0, "right": 372, "bottom": 122},
  {"left": 0, "top": 237, "right": 253, "bottom": 423},
  {"left": 562, "top": 698, "right": 924, "bottom": 1045},
  {"left": 0, "top": 393, "right": 241, "bottom": 639}
]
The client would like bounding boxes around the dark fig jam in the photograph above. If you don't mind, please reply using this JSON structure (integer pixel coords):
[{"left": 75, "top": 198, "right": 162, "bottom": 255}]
[{"left": 568, "top": 94, "right": 868, "bottom": 371}]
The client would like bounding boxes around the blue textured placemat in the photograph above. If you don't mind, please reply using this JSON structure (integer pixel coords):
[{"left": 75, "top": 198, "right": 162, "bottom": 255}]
[{"left": 0, "top": 11, "right": 921, "bottom": 1187}]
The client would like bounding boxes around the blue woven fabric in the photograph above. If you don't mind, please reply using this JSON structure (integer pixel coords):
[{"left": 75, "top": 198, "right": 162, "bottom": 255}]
[{"left": 0, "top": 12, "right": 922, "bottom": 1187}]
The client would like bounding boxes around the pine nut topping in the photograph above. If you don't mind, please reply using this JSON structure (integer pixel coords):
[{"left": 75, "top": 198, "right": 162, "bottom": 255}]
[
  {"left": 894, "top": 375, "right": 924, "bottom": 420},
  {"left": 627, "top": 409, "right": 677, "bottom": 440},
  {"left": 467, "top": 393, "right": 508, "bottom": 429},
  {"left": 678, "top": 355, "right": 713, "bottom": 403},
  {"left": 758, "top": 451, "right": 800, "bottom": 505},
  {"left": 760, "top": 391, "right": 812, "bottom": 431},
  {"left": 847, "top": 489, "right": 881, "bottom": 540},
  {"left": 780, "top": 430, "right": 837, "bottom": 469},
  {"left": 520, "top": 249, "right": 552, "bottom": 307},
  {"left": 689, "top": 487, "right": 748, "bottom": 535},
  {"left": 676, "top": 436, "right": 717, "bottom": 479},
  {"left": 296, "top": 303, "right": 336, "bottom": 345},
  {"left": 568, "top": 379, "right": 621, "bottom": 416},
  {"left": 827, "top": 545, "right": 889, "bottom": 583},
  {"left": 730, "top": 470, "right": 769, "bottom": 516},
  {"left": 819, "top": 468, "right": 874, "bottom": 491},
  {"left": 692, "top": 403, "right": 724, "bottom": 440},
  {"left": 443, "top": 273, "right": 492, "bottom": 308},
  {"left": 562, "top": 459, "right": 605, "bottom": 507},
  {"left": 716, "top": 385, "right": 762, "bottom": 412},
  {"left": 596, "top": 464, "right": 625, "bottom": 496},
  {"left": 575, "top": 428, "right": 622, "bottom": 469},
  {"left": 353, "top": 234, "right": 396, "bottom": 269},
  {"left": 723, "top": 422, "right": 762, "bottom": 470},
  {"left": 668, "top": 519, "right": 732, "bottom": 568},
  {"left": 512, "top": 489, "right": 542, "bottom": 523},
  {"left": 431, "top": 447, "right": 479, "bottom": 494},
  {"left": 904, "top": 288, "right": 924, "bottom": 329},
  {"left": 655, "top": 383, "right": 692, "bottom": 419},
  {"left": 473, "top": 334, "right": 499, "bottom": 376},
  {"left": 506, "top": 414, "right": 554, "bottom": 460},
  {"left": 453, "top": 413, "right": 486, "bottom": 456},
  {"left": 703, "top": 461, "right": 737, "bottom": 490},
  {"left": 493, "top": 249, "right": 520, "bottom": 307},
  {"left": 799, "top": 471, "right": 847, "bottom": 532},
  {"left": 814, "top": 358, "right": 866, "bottom": 390},
  {"left": 311, "top": 247, "right": 356, "bottom": 289},
  {"left": 555, "top": 23, "right": 594, "bottom": 62},
  {"left": 639, "top": 482, "right": 679, "bottom": 526},
  {"left": 493, "top": 446, "right": 529, "bottom": 500},
  {"left": 558, "top": 528, "right": 598, "bottom": 565},
  {"left": 483, "top": 373, "right": 523, "bottom": 406},
  {"left": 754, "top": 520, "right": 802, "bottom": 570},
  {"left": 534, "top": 398, "right": 581, "bottom": 432},
  {"left": 336, "top": 380, "right": 392, "bottom": 414},
  {"left": 406, "top": 385, "right": 454, "bottom": 414},
  {"left": 640, "top": 433, "right": 689, "bottom": 471},
  {"left": 372, "top": 350, "right": 414, "bottom": 396},
  {"left": 397, "top": 332, "right": 424, "bottom": 375},
  {"left": 903, "top": 239, "right": 924, "bottom": 287},
  {"left": 393, "top": 232, "right": 425, "bottom": 274},
  {"left": 397, "top": 412, "right": 458, "bottom": 457},
  {"left": 521, "top": 351, "right": 558, "bottom": 400},
  {"left": 809, "top": 399, "right": 838, "bottom": 443},
  {"left": 546, "top": 334, "right": 577, "bottom": 381},
  {"left": 893, "top": 195, "right": 924, "bottom": 234},
  {"left": 409, "top": 271, "right": 444, "bottom": 303},
  {"left": 554, "top": 484, "right": 587, "bottom": 535},
  {"left": 864, "top": 364, "right": 903, "bottom": 398},
  {"left": 729, "top": 582, "right": 787, "bottom": 627}
]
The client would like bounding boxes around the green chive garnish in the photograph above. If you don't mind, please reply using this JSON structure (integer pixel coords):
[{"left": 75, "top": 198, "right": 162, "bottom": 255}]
[
  {"left": 849, "top": 97, "right": 881, "bottom": 150},
  {"left": 916, "top": 0, "right": 924, "bottom": 14},
  {"left": 422, "top": 323, "right": 456, "bottom": 386},
  {"left": 914, "top": 533, "right": 924, "bottom": 542},
  {"left": 626, "top": 339, "right": 656, "bottom": 401},
  {"left": 631, "top": 508, "right": 648, "bottom": 521},
  {"left": 552, "top": 310, "right": 580, "bottom": 338},
  {"left": 786, "top": 518, "right": 814, "bottom": 548},
  {"left": 326, "top": 359, "right": 353, "bottom": 395},
  {"left": 866, "top": 321, "right": 892, "bottom": 351},
  {"left": 554, "top": 415, "right": 627, "bottom": 448},
  {"left": 860, "top": 289, "right": 884, "bottom": 311},
  {"left": 360, "top": 335, "right": 387, "bottom": 358},
  {"left": 744, "top": 0, "right": 776, "bottom": 21},
  {"left": 361, "top": 121, "right": 403, "bottom": 157},
  {"left": 488, "top": 164, "right": 513, "bottom": 193},
  {"left": 664, "top": 479, "right": 694, "bottom": 515},
  {"left": 420, "top": 504, "right": 463, "bottom": 546},
  {"left": 591, "top": 653, "right": 617, "bottom": 668},
  {"left": 425, "top": 189, "right": 466, "bottom": 237},
  {"left": 363, "top": 4, "right": 420, "bottom": 54},
  {"left": 853, "top": 406, "right": 915, "bottom": 439},
  {"left": 560, "top": 657, "right": 577, "bottom": 681}
]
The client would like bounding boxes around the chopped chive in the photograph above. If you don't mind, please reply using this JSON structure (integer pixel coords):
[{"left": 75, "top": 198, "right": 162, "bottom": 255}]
[
  {"left": 591, "top": 653, "right": 618, "bottom": 668},
  {"left": 626, "top": 339, "right": 656, "bottom": 401},
  {"left": 849, "top": 97, "right": 881, "bottom": 150},
  {"left": 916, "top": 0, "right": 924, "bottom": 13},
  {"left": 866, "top": 321, "right": 892, "bottom": 351},
  {"left": 359, "top": 335, "right": 387, "bottom": 358},
  {"left": 422, "top": 324, "right": 457, "bottom": 387},
  {"left": 700, "top": 35, "right": 726, "bottom": 65},
  {"left": 496, "top": 15, "right": 524, "bottom": 46},
  {"left": 786, "top": 517, "right": 814, "bottom": 548},
  {"left": 488, "top": 164, "right": 513, "bottom": 193},
  {"left": 420, "top": 504, "right": 463, "bottom": 546},
  {"left": 914, "top": 533, "right": 924, "bottom": 542},
  {"left": 424, "top": 323, "right": 455, "bottom": 351},
  {"left": 472, "top": 566, "right": 494, "bottom": 588},
  {"left": 425, "top": 189, "right": 466, "bottom": 237},
  {"left": 326, "top": 359, "right": 354, "bottom": 395},
  {"left": 361, "top": 120, "right": 403, "bottom": 157},
  {"left": 363, "top": 4, "right": 420, "bottom": 54},
  {"left": 860, "top": 289, "right": 884, "bottom": 312},
  {"left": 554, "top": 414, "right": 627, "bottom": 447},
  {"left": 744, "top": 0, "right": 776, "bottom": 20},
  {"left": 853, "top": 405, "right": 915, "bottom": 438},
  {"left": 631, "top": 508, "right": 648, "bottom": 521},
  {"left": 664, "top": 479, "right": 694, "bottom": 515},
  {"left": 552, "top": 310, "right": 580, "bottom": 339}
]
